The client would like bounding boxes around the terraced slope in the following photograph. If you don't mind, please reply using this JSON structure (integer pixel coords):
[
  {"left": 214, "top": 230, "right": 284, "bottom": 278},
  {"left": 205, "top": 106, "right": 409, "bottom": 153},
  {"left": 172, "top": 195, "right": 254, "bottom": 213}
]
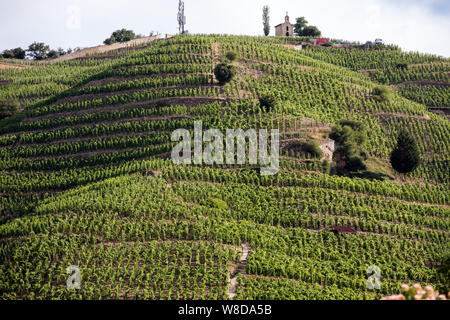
[
  {"left": 0, "top": 35, "right": 449, "bottom": 300},
  {"left": 301, "top": 45, "right": 450, "bottom": 118}
]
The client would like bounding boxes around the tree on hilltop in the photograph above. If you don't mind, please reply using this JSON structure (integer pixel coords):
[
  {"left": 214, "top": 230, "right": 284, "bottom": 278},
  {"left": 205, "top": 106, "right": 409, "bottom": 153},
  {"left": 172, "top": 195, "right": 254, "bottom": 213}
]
[
  {"left": 104, "top": 29, "right": 136, "bottom": 45},
  {"left": 294, "top": 17, "right": 322, "bottom": 37},
  {"left": 27, "top": 42, "right": 50, "bottom": 60},
  {"left": 294, "top": 17, "right": 308, "bottom": 35},
  {"left": 301, "top": 26, "right": 321, "bottom": 37},
  {"left": 2, "top": 48, "right": 26, "bottom": 60},
  {"left": 262, "top": 6, "right": 270, "bottom": 36}
]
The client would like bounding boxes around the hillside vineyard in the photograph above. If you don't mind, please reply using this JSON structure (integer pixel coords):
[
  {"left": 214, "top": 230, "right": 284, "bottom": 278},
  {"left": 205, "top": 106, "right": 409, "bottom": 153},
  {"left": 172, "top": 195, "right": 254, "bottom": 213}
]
[{"left": 0, "top": 35, "right": 449, "bottom": 300}]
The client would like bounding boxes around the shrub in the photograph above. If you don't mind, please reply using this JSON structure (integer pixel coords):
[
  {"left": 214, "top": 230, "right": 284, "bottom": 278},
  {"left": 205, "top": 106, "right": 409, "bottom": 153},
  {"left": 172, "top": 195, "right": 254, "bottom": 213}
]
[
  {"left": 321, "top": 159, "right": 331, "bottom": 174},
  {"left": 345, "top": 156, "right": 367, "bottom": 172},
  {"left": 372, "top": 86, "right": 392, "bottom": 102},
  {"left": 0, "top": 99, "right": 20, "bottom": 119},
  {"left": 303, "top": 140, "right": 323, "bottom": 158},
  {"left": 390, "top": 129, "right": 421, "bottom": 174},
  {"left": 259, "top": 94, "right": 277, "bottom": 112},
  {"left": 331, "top": 121, "right": 366, "bottom": 146},
  {"left": 214, "top": 63, "right": 236, "bottom": 85},
  {"left": 330, "top": 120, "right": 368, "bottom": 173},
  {"left": 225, "top": 51, "right": 237, "bottom": 61}
]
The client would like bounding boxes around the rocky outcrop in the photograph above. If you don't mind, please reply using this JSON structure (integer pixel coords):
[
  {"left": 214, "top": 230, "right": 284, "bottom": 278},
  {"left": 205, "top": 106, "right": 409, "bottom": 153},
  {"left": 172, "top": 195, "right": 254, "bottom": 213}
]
[{"left": 319, "top": 139, "right": 336, "bottom": 162}]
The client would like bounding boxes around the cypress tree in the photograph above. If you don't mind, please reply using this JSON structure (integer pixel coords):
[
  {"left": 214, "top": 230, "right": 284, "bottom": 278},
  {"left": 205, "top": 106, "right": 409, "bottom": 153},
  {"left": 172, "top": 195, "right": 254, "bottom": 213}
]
[{"left": 390, "top": 129, "right": 421, "bottom": 174}]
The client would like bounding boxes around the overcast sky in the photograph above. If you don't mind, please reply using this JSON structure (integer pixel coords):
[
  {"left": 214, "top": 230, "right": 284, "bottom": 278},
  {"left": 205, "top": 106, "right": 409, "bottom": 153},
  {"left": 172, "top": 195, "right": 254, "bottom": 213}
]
[{"left": 0, "top": 0, "right": 449, "bottom": 57}]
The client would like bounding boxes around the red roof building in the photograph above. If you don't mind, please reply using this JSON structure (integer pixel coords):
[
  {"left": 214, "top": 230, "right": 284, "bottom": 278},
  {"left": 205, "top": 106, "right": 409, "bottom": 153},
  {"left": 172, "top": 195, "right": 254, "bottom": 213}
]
[{"left": 310, "top": 38, "right": 330, "bottom": 45}]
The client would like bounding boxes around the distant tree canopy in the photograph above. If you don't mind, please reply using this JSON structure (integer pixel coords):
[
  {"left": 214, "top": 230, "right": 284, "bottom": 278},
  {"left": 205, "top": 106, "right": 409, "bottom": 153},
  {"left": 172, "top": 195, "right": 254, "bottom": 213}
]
[
  {"left": 262, "top": 6, "right": 270, "bottom": 36},
  {"left": 301, "top": 26, "right": 322, "bottom": 37},
  {"left": 27, "top": 42, "right": 50, "bottom": 61},
  {"left": 46, "top": 50, "right": 60, "bottom": 59},
  {"left": 2, "top": 48, "right": 26, "bottom": 60},
  {"left": 294, "top": 17, "right": 322, "bottom": 37},
  {"left": 1, "top": 50, "right": 15, "bottom": 59},
  {"left": 104, "top": 29, "right": 136, "bottom": 45},
  {"left": 390, "top": 129, "right": 421, "bottom": 174},
  {"left": 294, "top": 17, "right": 308, "bottom": 35},
  {"left": 3, "top": 43, "right": 72, "bottom": 61}
]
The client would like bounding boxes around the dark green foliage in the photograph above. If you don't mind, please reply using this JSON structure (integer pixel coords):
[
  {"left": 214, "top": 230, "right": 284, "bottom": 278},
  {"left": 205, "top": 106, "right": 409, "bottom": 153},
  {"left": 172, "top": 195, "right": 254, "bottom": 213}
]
[
  {"left": 0, "top": 99, "right": 20, "bottom": 119},
  {"left": 225, "top": 51, "right": 237, "bottom": 61},
  {"left": 294, "top": 17, "right": 308, "bottom": 35},
  {"left": 301, "top": 26, "right": 321, "bottom": 37},
  {"left": 372, "top": 86, "right": 392, "bottom": 102},
  {"left": 104, "top": 29, "right": 136, "bottom": 45},
  {"left": 330, "top": 121, "right": 367, "bottom": 146},
  {"left": 396, "top": 63, "right": 408, "bottom": 70},
  {"left": 214, "top": 63, "right": 236, "bottom": 85},
  {"left": 2, "top": 50, "right": 14, "bottom": 59},
  {"left": 346, "top": 157, "right": 367, "bottom": 172},
  {"left": 12, "top": 48, "right": 26, "bottom": 59},
  {"left": 294, "top": 17, "right": 321, "bottom": 37},
  {"left": 258, "top": 94, "right": 277, "bottom": 112},
  {"left": 330, "top": 120, "right": 367, "bottom": 172},
  {"left": 303, "top": 140, "right": 323, "bottom": 158},
  {"left": 46, "top": 50, "right": 60, "bottom": 59},
  {"left": 27, "top": 42, "right": 50, "bottom": 60},
  {"left": 436, "top": 255, "right": 450, "bottom": 293},
  {"left": 390, "top": 129, "right": 421, "bottom": 174},
  {"left": 2, "top": 48, "right": 25, "bottom": 59},
  {"left": 321, "top": 159, "right": 331, "bottom": 174},
  {"left": 57, "top": 48, "right": 68, "bottom": 56}
]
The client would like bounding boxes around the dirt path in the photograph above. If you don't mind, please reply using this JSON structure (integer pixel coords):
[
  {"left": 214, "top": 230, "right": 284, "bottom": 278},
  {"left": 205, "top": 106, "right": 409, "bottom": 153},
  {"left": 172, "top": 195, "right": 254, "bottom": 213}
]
[
  {"left": 375, "top": 112, "right": 431, "bottom": 121},
  {"left": 0, "top": 62, "right": 28, "bottom": 70},
  {"left": 390, "top": 80, "right": 450, "bottom": 88},
  {"left": 51, "top": 36, "right": 160, "bottom": 62},
  {"left": 227, "top": 243, "right": 250, "bottom": 300},
  {"left": 212, "top": 43, "right": 221, "bottom": 83}
]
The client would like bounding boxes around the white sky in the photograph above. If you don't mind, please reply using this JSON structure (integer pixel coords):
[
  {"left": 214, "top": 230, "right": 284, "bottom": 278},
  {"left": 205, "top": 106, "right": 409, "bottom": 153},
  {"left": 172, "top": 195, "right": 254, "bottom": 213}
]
[{"left": 0, "top": 0, "right": 449, "bottom": 57}]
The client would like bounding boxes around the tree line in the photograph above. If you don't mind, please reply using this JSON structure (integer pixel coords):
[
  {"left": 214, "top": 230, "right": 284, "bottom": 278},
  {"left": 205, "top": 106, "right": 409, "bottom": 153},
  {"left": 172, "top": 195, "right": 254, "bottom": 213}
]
[
  {"left": 1, "top": 43, "right": 80, "bottom": 61},
  {"left": 1, "top": 29, "right": 150, "bottom": 61}
]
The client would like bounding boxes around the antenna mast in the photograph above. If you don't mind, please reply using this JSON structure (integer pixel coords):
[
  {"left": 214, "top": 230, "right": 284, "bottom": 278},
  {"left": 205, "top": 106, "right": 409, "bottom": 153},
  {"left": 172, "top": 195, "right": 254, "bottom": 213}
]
[{"left": 177, "top": 0, "right": 186, "bottom": 34}]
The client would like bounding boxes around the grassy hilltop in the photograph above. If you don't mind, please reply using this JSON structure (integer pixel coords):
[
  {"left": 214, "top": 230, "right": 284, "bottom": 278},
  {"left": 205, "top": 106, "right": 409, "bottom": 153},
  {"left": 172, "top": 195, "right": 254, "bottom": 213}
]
[{"left": 0, "top": 35, "right": 449, "bottom": 300}]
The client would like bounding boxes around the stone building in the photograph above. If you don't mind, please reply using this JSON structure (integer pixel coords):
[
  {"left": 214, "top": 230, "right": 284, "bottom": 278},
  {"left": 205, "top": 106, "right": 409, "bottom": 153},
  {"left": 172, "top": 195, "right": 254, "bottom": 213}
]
[{"left": 275, "top": 13, "right": 294, "bottom": 37}]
